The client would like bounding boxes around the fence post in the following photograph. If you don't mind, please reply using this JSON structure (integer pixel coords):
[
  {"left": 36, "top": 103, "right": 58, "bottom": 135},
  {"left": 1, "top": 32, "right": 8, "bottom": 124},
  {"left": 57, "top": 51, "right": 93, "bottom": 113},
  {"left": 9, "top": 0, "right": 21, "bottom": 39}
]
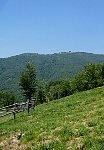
[
  {"left": 32, "top": 99, "right": 35, "bottom": 109},
  {"left": 27, "top": 100, "right": 29, "bottom": 114},
  {"left": 13, "top": 111, "right": 15, "bottom": 119}
]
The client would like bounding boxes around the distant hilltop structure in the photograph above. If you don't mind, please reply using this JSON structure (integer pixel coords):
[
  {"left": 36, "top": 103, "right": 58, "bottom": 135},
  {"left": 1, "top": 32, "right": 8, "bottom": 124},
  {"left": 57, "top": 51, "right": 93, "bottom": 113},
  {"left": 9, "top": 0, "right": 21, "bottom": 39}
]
[{"left": 60, "top": 51, "right": 71, "bottom": 54}]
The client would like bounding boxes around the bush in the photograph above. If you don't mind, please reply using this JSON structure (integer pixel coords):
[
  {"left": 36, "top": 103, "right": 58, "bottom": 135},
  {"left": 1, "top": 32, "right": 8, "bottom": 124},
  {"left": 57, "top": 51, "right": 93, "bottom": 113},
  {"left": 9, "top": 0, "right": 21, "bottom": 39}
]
[{"left": 0, "top": 92, "right": 18, "bottom": 107}]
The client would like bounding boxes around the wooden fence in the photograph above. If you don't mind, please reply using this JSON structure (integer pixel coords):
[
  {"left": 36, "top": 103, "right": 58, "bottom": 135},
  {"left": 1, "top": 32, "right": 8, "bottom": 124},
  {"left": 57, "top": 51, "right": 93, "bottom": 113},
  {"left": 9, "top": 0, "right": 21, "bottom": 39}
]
[{"left": 0, "top": 99, "right": 35, "bottom": 119}]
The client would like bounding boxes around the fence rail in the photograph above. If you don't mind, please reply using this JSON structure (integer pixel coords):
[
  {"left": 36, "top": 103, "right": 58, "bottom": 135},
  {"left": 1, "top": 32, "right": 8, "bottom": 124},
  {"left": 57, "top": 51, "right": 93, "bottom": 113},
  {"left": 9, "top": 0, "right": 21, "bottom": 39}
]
[{"left": 0, "top": 99, "right": 35, "bottom": 119}]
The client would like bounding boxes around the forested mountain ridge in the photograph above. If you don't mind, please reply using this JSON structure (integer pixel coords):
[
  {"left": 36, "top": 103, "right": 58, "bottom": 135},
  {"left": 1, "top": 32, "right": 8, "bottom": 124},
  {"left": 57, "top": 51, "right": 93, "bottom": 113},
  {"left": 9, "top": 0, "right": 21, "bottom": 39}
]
[{"left": 0, "top": 52, "right": 104, "bottom": 95}]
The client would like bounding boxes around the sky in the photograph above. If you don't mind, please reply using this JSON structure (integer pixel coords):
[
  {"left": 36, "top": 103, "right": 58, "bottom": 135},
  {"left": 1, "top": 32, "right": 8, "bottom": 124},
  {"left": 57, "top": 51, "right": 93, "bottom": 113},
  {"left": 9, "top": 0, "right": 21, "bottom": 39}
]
[{"left": 0, "top": 0, "right": 104, "bottom": 58}]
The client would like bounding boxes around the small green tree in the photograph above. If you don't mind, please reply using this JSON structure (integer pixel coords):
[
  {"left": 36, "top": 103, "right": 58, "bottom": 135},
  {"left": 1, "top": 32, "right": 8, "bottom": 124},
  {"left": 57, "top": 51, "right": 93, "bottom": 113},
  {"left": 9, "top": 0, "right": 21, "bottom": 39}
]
[
  {"left": 0, "top": 92, "right": 18, "bottom": 107},
  {"left": 19, "top": 62, "right": 37, "bottom": 102},
  {"left": 35, "top": 81, "right": 47, "bottom": 104}
]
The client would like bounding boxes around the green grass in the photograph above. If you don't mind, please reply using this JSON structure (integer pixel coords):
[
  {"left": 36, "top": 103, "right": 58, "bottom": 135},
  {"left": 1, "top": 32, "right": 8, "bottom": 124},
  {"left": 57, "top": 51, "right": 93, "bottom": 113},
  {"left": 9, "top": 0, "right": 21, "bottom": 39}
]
[{"left": 0, "top": 86, "right": 104, "bottom": 150}]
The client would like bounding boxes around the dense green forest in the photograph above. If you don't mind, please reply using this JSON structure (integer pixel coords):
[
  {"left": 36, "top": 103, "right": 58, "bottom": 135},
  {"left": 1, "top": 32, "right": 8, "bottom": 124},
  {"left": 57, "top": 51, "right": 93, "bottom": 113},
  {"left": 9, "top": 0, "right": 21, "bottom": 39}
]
[
  {"left": 40, "top": 63, "right": 104, "bottom": 102},
  {"left": 0, "top": 52, "right": 104, "bottom": 99}
]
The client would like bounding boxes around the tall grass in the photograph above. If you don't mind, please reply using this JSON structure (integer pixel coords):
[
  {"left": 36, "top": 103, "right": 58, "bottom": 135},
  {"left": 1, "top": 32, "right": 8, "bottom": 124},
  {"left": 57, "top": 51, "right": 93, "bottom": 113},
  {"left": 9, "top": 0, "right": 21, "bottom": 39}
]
[{"left": 0, "top": 86, "right": 104, "bottom": 149}]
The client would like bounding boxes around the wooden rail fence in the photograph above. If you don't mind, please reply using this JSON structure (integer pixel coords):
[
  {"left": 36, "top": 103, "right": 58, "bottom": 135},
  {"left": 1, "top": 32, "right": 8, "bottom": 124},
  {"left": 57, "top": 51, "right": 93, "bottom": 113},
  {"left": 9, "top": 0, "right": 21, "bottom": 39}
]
[{"left": 0, "top": 99, "right": 35, "bottom": 119}]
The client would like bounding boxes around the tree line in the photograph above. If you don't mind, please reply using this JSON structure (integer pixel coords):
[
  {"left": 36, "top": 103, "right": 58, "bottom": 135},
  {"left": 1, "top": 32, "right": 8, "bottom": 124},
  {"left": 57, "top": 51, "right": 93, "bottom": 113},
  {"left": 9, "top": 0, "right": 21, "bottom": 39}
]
[
  {"left": 45, "top": 64, "right": 104, "bottom": 101},
  {"left": 19, "top": 62, "right": 104, "bottom": 105},
  {"left": 1, "top": 63, "right": 104, "bottom": 107}
]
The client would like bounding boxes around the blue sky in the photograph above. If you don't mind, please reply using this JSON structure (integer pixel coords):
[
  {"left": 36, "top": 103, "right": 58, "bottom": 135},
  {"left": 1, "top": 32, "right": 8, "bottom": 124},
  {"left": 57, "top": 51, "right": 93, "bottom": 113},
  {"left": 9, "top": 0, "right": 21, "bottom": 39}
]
[{"left": 0, "top": 0, "right": 104, "bottom": 58}]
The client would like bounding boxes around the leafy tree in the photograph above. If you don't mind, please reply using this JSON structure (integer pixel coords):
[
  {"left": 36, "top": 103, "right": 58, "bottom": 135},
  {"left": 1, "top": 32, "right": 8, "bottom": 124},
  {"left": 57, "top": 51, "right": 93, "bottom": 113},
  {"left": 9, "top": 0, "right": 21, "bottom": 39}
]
[
  {"left": 35, "top": 81, "right": 47, "bottom": 104},
  {"left": 59, "top": 79, "right": 73, "bottom": 97},
  {"left": 19, "top": 62, "right": 37, "bottom": 102},
  {"left": 84, "top": 64, "right": 103, "bottom": 89},
  {"left": 73, "top": 72, "right": 88, "bottom": 92},
  {"left": 73, "top": 64, "right": 104, "bottom": 92},
  {"left": 101, "top": 64, "right": 104, "bottom": 79},
  {"left": 48, "top": 84, "right": 61, "bottom": 100},
  {"left": 46, "top": 79, "right": 73, "bottom": 101},
  {"left": 0, "top": 92, "right": 18, "bottom": 107}
]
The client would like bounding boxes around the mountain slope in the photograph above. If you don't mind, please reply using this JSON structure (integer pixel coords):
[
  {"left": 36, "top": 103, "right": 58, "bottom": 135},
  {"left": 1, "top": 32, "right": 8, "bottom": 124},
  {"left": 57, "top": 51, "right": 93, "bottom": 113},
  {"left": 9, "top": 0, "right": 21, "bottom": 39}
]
[
  {"left": 0, "top": 52, "right": 104, "bottom": 95},
  {"left": 0, "top": 86, "right": 104, "bottom": 149}
]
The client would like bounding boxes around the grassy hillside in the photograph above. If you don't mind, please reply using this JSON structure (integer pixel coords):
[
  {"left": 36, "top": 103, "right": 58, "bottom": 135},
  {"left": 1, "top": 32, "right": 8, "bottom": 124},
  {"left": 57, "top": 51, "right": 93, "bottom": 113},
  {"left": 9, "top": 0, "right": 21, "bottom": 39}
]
[
  {"left": 1, "top": 52, "right": 104, "bottom": 96},
  {"left": 0, "top": 86, "right": 104, "bottom": 149}
]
